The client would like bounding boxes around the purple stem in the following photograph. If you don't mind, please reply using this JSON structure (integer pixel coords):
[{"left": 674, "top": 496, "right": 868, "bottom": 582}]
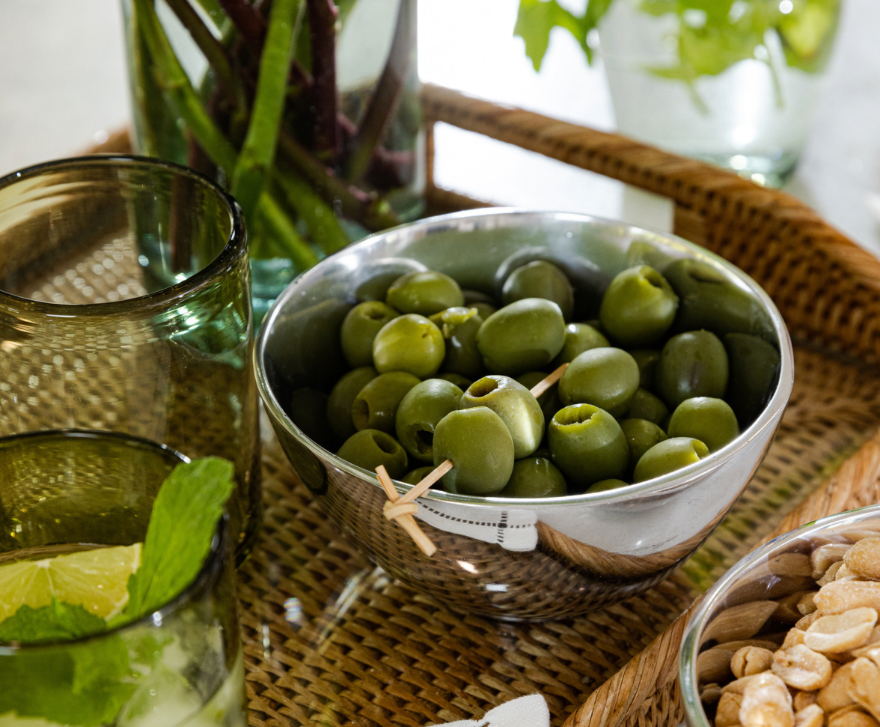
[{"left": 306, "top": 0, "right": 340, "bottom": 162}]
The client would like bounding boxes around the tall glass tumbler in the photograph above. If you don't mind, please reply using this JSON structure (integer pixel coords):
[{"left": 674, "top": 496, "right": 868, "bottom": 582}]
[
  {"left": 0, "top": 430, "right": 246, "bottom": 726},
  {"left": 0, "top": 157, "right": 260, "bottom": 561}
]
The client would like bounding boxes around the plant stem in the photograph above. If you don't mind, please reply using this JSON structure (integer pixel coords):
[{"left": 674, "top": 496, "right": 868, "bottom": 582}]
[
  {"left": 216, "top": 0, "right": 267, "bottom": 54},
  {"left": 272, "top": 167, "right": 350, "bottom": 256},
  {"left": 306, "top": 0, "right": 340, "bottom": 162},
  {"left": 163, "top": 0, "right": 245, "bottom": 105},
  {"left": 343, "top": 0, "right": 415, "bottom": 183},
  {"left": 231, "top": 0, "right": 302, "bottom": 223},
  {"left": 134, "top": 0, "right": 317, "bottom": 267},
  {"left": 278, "top": 130, "right": 399, "bottom": 231}
]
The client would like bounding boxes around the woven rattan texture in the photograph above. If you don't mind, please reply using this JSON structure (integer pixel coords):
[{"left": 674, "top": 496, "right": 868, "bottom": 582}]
[{"left": 240, "top": 343, "right": 880, "bottom": 727}]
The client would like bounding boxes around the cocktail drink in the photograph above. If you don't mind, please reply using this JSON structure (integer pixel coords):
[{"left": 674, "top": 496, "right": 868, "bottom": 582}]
[{"left": 0, "top": 431, "right": 247, "bottom": 726}]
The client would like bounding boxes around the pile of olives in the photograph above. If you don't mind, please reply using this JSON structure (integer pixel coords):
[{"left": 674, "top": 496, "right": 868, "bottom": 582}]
[{"left": 289, "top": 257, "right": 781, "bottom": 499}]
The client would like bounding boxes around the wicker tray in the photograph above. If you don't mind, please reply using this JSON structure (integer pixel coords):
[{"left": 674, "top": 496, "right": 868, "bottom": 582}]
[{"left": 85, "top": 84, "right": 880, "bottom": 727}]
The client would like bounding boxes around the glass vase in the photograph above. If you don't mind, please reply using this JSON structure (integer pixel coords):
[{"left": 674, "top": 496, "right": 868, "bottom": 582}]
[
  {"left": 121, "top": 0, "right": 423, "bottom": 320},
  {"left": 598, "top": 0, "right": 842, "bottom": 186}
]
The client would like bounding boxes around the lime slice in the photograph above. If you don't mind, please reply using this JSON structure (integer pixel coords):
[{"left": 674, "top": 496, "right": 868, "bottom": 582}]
[{"left": 0, "top": 544, "right": 141, "bottom": 624}]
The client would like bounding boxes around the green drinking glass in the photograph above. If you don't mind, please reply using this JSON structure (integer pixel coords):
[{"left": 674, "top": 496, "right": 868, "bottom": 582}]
[{"left": 0, "top": 156, "right": 260, "bottom": 561}]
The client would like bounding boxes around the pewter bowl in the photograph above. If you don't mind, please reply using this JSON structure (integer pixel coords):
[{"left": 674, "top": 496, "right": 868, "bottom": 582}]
[{"left": 255, "top": 209, "right": 794, "bottom": 620}]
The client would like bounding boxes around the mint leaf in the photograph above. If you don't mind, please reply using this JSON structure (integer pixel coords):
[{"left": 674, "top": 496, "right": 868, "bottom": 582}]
[
  {"left": 0, "top": 599, "right": 107, "bottom": 645},
  {"left": 114, "top": 457, "right": 235, "bottom": 624},
  {"left": 0, "top": 603, "right": 137, "bottom": 726},
  {"left": 515, "top": 0, "right": 591, "bottom": 71}
]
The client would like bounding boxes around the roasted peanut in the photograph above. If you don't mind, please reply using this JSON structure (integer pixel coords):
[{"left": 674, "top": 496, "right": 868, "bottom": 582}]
[
  {"left": 850, "top": 627, "right": 880, "bottom": 658},
  {"left": 845, "top": 537, "right": 880, "bottom": 581},
  {"left": 828, "top": 706, "right": 880, "bottom": 727},
  {"left": 777, "top": 593, "right": 818, "bottom": 624},
  {"left": 698, "top": 647, "right": 734, "bottom": 684},
  {"left": 837, "top": 564, "right": 856, "bottom": 581},
  {"left": 813, "top": 544, "right": 853, "bottom": 580},
  {"left": 769, "top": 553, "right": 814, "bottom": 578},
  {"left": 794, "top": 704, "right": 824, "bottom": 727},
  {"left": 816, "top": 582, "right": 880, "bottom": 614},
  {"left": 793, "top": 692, "right": 819, "bottom": 712},
  {"left": 798, "top": 593, "right": 819, "bottom": 616},
  {"left": 847, "top": 657, "right": 880, "bottom": 722},
  {"left": 783, "top": 629, "right": 808, "bottom": 650},
  {"left": 740, "top": 673, "right": 794, "bottom": 727},
  {"left": 718, "top": 691, "right": 744, "bottom": 727},
  {"left": 820, "top": 562, "right": 846, "bottom": 587},
  {"left": 705, "top": 602, "right": 782, "bottom": 644},
  {"left": 772, "top": 644, "right": 833, "bottom": 690},
  {"left": 732, "top": 647, "right": 775, "bottom": 679},
  {"left": 804, "top": 608, "right": 878, "bottom": 654},
  {"left": 701, "top": 682, "right": 723, "bottom": 704},
  {"left": 797, "top": 613, "right": 822, "bottom": 631},
  {"left": 818, "top": 661, "right": 858, "bottom": 713},
  {"left": 724, "top": 675, "right": 767, "bottom": 695}
]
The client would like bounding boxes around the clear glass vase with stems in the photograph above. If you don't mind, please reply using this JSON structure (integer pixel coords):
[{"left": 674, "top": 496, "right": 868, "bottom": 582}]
[{"left": 122, "top": 0, "right": 423, "bottom": 319}]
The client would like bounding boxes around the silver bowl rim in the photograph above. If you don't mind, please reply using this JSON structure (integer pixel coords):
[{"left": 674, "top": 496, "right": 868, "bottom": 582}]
[
  {"left": 678, "top": 503, "right": 880, "bottom": 727},
  {"left": 255, "top": 207, "right": 795, "bottom": 510}
]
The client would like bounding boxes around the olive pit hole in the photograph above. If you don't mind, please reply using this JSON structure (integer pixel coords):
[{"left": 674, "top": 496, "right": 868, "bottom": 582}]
[
  {"left": 556, "top": 405, "right": 596, "bottom": 426},
  {"left": 415, "top": 428, "right": 434, "bottom": 454},
  {"left": 468, "top": 378, "right": 498, "bottom": 398}
]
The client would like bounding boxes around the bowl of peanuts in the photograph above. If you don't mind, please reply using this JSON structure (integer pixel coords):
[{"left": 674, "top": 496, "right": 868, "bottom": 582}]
[{"left": 680, "top": 506, "right": 880, "bottom": 727}]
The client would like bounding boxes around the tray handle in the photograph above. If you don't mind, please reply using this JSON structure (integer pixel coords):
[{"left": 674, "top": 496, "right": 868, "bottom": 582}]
[{"left": 562, "top": 427, "right": 880, "bottom": 727}]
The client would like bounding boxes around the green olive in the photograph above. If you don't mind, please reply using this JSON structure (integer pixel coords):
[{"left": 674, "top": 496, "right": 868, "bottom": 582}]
[
  {"left": 668, "top": 397, "right": 739, "bottom": 453},
  {"left": 289, "top": 388, "right": 336, "bottom": 449},
  {"left": 433, "top": 407, "right": 515, "bottom": 495},
  {"left": 498, "top": 456, "right": 568, "bottom": 498},
  {"left": 394, "top": 379, "right": 463, "bottom": 462},
  {"left": 385, "top": 270, "right": 464, "bottom": 316},
  {"left": 438, "top": 372, "right": 473, "bottom": 390},
  {"left": 429, "top": 307, "right": 486, "bottom": 379},
  {"left": 326, "top": 367, "right": 379, "bottom": 442},
  {"left": 471, "top": 301, "right": 498, "bottom": 320},
  {"left": 599, "top": 265, "right": 679, "bottom": 347},
  {"left": 372, "top": 314, "right": 445, "bottom": 378},
  {"left": 501, "top": 260, "right": 575, "bottom": 321},
  {"left": 337, "top": 429, "right": 408, "bottom": 479},
  {"left": 724, "top": 333, "right": 781, "bottom": 427},
  {"left": 587, "top": 479, "right": 629, "bottom": 493},
  {"left": 461, "top": 375, "right": 544, "bottom": 458},
  {"left": 633, "top": 437, "right": 710, "bottom": 483},
  {"left": 548, "top": 404, "right": 629, "bottom": 487},
  {"left": 516, "top": 371, "right": 562, "bottom": 423},
  {"left": 351, "top": 372, "right": 420, "bottom": 434},
  {"left": 629, "top": 349, "right": 660, "bottom": 390},
  {"left": 620, "top": 418, "right": 668, "bottom": 471},
  {"left": 476, "top": 298, "right": 566, "bottom": 376},
  {"left": 401, "top": 466, "right": 436, "bottom": 485},
  {"left": 558, "top": 348, "right": 640, "bottom": 417},
  {"left": 553, "top": 323, "right": 610, "bottom": 365},
  {"left": 625, "top": 388, "right": 670, "bottom": 428},
  {"left": 339, "top": 301, "right": 400, "bottom": 368},
  {"left": 656, "top": 330, "right": 729, "bottom": 409},
  {"left": 663, "top": 258, "right": 774, "bottom": 339}
]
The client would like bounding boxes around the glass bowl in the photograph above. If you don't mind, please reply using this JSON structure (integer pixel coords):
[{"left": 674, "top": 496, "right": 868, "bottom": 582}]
[
  {"left": 680, "top": 505, "right": 880, "bottom": 727},
  {"left": 255, "top": 208, "right": 794, "bottom": 620}
]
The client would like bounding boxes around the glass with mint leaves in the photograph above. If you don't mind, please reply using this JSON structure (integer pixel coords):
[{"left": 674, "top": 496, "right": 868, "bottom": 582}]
[
  {"left": 0, "top": 431, "right": 246, "bottom": 727},
  {"left": 516, "top": 0, "right": 841, "bottom": 186}
]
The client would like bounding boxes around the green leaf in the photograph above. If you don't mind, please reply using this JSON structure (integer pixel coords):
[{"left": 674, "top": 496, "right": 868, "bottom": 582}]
[
  {"left": 514, "top": 0, "right": 591, "bottom": 72},
  {"left": 115, "top": 458, "right": 235, "bottom": 624},
  {"left": 0, "top": 599, "right": 107, "bottom": 645},
  {"left": 0, "top": 601, "right": 137, "bottom": 727},
  {"left": 777, "top": 0, "right": 841, "bottom": 73}
]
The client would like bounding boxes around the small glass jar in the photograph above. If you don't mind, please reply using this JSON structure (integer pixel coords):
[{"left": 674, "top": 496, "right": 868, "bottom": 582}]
[
  {"left": 0, "top": 156, "right": 260, "bottom": 562},
  {"left": 599, "top": 0, "right": 842, "bottom": 186},
  {"left": 0, "top": 430, "right": 246, "bottom": 727}
]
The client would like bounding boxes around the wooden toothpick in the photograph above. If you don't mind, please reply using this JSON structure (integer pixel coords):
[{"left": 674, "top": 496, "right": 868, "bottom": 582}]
[{"left": 375, "top": 365, "right": 568, "bottom": 556}]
